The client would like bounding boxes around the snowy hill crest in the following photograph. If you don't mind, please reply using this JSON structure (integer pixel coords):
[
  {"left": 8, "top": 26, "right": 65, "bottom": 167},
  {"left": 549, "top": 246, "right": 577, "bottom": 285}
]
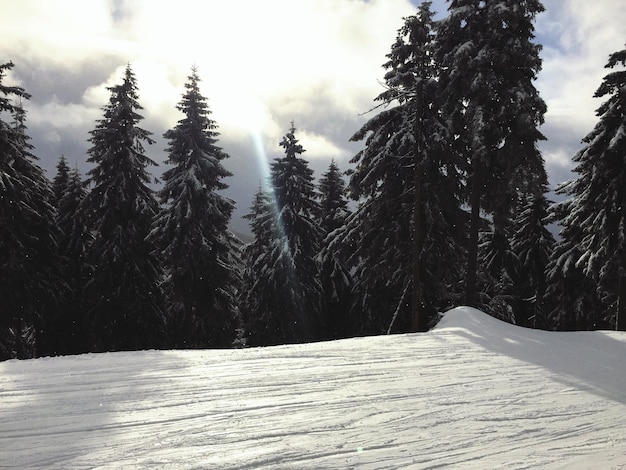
[{"left": 2, "top": 306, "right": 626, "bottom": 468}]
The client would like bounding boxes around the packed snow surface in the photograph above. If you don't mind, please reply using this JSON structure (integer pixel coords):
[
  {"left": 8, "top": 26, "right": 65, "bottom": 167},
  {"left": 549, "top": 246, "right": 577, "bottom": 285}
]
[{"left": 2, "top": 307, "right": 626, "bottom": 469}]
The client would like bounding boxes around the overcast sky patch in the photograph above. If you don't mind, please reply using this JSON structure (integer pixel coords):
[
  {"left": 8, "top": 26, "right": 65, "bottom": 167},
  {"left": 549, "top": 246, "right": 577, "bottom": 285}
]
[{"left": 1, "top": 0, "right": 625, "bottom": 234}]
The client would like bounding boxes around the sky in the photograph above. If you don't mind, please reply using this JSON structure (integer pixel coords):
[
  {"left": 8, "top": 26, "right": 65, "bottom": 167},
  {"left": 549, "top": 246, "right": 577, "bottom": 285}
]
[{"left": 2, "top": 0, "right": 626, "bottom": 234}]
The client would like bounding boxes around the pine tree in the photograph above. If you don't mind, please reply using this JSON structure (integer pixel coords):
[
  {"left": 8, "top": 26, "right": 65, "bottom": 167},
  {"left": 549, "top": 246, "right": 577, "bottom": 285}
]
[
  {"left": 243, "top": 186, "right": 276, "bottom": 264},
  {"left": 56, "top": 167, "right": 90, "bottom": 354},
  {"left": 243, "top": 125, "right": 323, "bottom": 346},
  {"left": 151, "top": 68, "right": 240, "bottom": 348},
  {"left": 551, "top": 45, "right": 626, "bottom": 330},
  {"left": 81, "top": 64, "right": 165, "bottom": 352},
  {"left": 436, "top": 0, "right": 547, "bottom": 308},
  {"left": 318, "top": 160, "right": 349, "bottom": 233},
  {"left": 52, "top": 155, "right": 70, "bottom": 206},
  {"left": 317, "top": 160, "right": 353, "bottom": 339},
  {"left": 0, "top": 62, "right": 63, "bottom": 359},
  {"left": 240, "top": 185, "right": 276, "bottom": 345},
  {"left": 544, "top": 209, "right": 606, "bottom": 330},
  {"left": 510, "top": 189, "right": 555, "bottom": 327},
  {"left": 342, "top": 3, "right": 464, "bottom": 335}
]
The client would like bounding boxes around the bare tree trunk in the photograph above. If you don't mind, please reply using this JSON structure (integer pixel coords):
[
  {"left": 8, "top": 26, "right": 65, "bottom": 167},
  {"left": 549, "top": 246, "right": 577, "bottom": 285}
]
[
  {"left": 617, "top": 251, "right": 626, "bottom": 331},
  {"left": 411, "top": 86, "right": 426, "bottom": 332},
  {"left": 14, "top": 316, "right": 25, "bottom": 360},
  {"left": 465, "top": 169, "right": 482, "bottom": 307}
]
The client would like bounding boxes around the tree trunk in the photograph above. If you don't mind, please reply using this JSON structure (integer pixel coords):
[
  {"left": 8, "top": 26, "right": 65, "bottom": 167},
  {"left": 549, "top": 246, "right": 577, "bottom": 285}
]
[
  {"left": 617, "top": 251, "right": 626, "bottom": 331},
  {"left": 465, "top": 169, "right": 482, "bottom": 307},
  {"left": 13, "top": 316, "right": 25, "bottom": 360},
  {"left": 411, "top": 86, "right": 426, "bottom": 332},
  {"left": 411, "top": 164, "right": 425, "bottom": 331}
]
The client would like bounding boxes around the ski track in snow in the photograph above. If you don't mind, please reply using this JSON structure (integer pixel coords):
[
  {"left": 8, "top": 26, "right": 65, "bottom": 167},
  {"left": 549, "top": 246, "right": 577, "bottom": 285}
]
[{"left": 2, "top": 307, "right": 626, "bottom": 469}]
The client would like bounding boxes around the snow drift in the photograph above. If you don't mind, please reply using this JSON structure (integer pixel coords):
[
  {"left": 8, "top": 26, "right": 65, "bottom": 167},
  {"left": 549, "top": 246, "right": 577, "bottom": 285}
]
[{"left": 2, "top": 307, "right": 626, "bottom": 468}]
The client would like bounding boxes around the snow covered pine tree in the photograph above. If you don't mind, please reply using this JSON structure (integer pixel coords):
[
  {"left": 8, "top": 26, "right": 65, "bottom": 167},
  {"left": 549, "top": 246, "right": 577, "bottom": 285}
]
[
  {"left": 436, "top": 0, "right": 548, "bottom": 319},
  {"left": 151, "top": 67, "right": 241, "bottom": 348},
  {"left": 317, "top": 160, "right": 353, "bottom": 339},
  {"left": 0, "top": 62, "right": 63, "bottom": 359},
  {"left": 81, "top": 65, "right": 166, "bottom": 352},
  {"left": 344, "top": 2, "right": 464, "bottom": 335},
  {"left": 51, "top": 154, "right": 70, "bottom": 207},
  {"left": 550, "top": 44, "right": 626, "bottom": 330},
  {"left": 243, "top": 125, "right": 323, "bottom": 346},
  {"left": 55, "top": 165, "right": 90, "bottom": 354}
]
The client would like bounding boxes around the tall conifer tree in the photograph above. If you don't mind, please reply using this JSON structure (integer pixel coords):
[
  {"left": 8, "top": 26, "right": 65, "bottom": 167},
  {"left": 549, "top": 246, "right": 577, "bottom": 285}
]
[
  {"left": 550, "top": 45, "right": 626, "bottom": 330},
  {"left": 436, "top": 0, "right": 547, "bottom": 309},
  {"left": 82, "top": 65, "right": 165, "bottom": 352},
  {"left": 52, "top": 155, "right": 70, "bottom": 206},
  {"left": 0, "top": 62, "right": 62, "bottom": 359},
  {"left": 544, "top": 202, "right": 606, "bottom": 331},
  {"left": 240, "top": 186, "right": 276, "bottom": 344},
  {"left": 244, "top": 125, "right": 322, "bottom": 346},
  {"left": 510, "top": 189, "right": 554, "bottom": 327},
  {"left": 318, "top": 160, "right": 349, "bottom": 234},
  {"left": 343, "top": 3, "right": 464, "bottom": 335},
  {"left": 151, "top": 68, "right": 240, "bottom": 348},
  {"left": 56, "top": 167, "right": 90, "bottom": 354},
  {"left": 317, "top": 160, "right": 353, "bottom": 339}
]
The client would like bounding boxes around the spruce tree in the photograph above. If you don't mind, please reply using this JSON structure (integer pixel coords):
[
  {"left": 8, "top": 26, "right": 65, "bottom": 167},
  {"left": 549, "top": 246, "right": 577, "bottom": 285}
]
[
  {"left": 436, "top": 0, "right": 547, "bottom": 308},
  {"left": 551, "top": 45, "right": 626, "bottom": 330},
  {"left": 343, "top": 3, "right": 464, "bottom": 335},
  {"left": 243, "top": 186, "right": 276, "bottom": 265},
  {"left": 52, "top": 155, "right": 70, "bottom": 206},
  {"left": 0, "top": 62, "right": 62, "bottom": 359},
  {"left": 544, "top": 197, "right": 606, "bottom": 330},
  {"left": 243, "top": 125, "right": 323, "bottom": 346},
  {"left": 318, "top": 160, "right": 349, "bottom": 234},
  {"left": 81, "top": 64, "right": 165, "bottom": 352},
  {"left": 151, "top": 68, "right": 240, "bottom": 348},
  {"left": 510, "top": 190, "right": 555, "bottom": 327},
  {"left": 317, "top": 160, "right": 353, "bottom": 339},
  {"left": 240, "top": 186, "right": 276, "bottom": 345},
  {"left": 56, "top": 167, "right": 90, "bottom": 354}
]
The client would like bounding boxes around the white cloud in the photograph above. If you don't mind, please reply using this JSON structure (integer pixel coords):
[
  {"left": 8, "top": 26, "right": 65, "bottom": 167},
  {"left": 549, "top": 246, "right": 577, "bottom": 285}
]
[
  {"left": 537, "top": 0, "right": 626, "bottom": 134},
  {"left": 1, "top": 0, "right": 417, "bottom": 176},
  {"left": 533, "top": 0, "right": 626, "bottom": 182},
  {"left": 3, "top": 1, "right": 123, "bottom": 66},
  {"left": 297, "top": 130, "right": 350, "bottom": 160},
  {"left": 26, "top": 97, "right": 99, "bottom": 129},
  {"left": 3, "top": 0, "right": 626, "bottom": 205}
]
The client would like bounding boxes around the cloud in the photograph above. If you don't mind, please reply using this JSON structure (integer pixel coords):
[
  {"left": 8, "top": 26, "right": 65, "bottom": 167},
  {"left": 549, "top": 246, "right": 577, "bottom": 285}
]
[
  {"left": 2, "top": 0, "right": 626, "bottom": 235},
  {"left": 1, "top": 0, "right": 415, "bottom": 161},
  {"left": 536, "top": 0, "right": 626, "bottom": 143},
  {"left": 26, "top": 98, "right": 99, "bottom": 132},
  {"left": 298, "top": 130, "right": 350, "bottom": 160},
  {"left": 3, "top": 1, "right": 122, "bottom": 67}
]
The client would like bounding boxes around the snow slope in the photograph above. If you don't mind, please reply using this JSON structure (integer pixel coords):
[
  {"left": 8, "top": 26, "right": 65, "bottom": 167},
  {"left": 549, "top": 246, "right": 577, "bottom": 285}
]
[{"left": 2, "top": 306, "right": 626, "bottom": 469}]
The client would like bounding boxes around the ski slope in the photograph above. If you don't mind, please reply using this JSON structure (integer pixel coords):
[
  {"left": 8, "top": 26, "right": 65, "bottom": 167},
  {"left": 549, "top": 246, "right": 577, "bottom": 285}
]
[{"left": 2, "top": 307, "right": 626, "bottom": 469}]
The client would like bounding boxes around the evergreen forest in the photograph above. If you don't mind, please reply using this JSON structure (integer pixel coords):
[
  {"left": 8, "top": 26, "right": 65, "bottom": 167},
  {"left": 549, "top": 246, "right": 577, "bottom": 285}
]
[{"left": 2, "top": 1, "right": 626, "bottom": 360}]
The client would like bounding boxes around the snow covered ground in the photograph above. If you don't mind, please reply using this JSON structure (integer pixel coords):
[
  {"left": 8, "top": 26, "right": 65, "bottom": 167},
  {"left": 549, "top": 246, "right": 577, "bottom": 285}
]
[{"left": 2, "top": 307, "right": 626, "bottom": 469}]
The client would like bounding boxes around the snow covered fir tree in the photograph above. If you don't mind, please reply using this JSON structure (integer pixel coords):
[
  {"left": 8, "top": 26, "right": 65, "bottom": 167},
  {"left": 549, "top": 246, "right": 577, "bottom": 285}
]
[
  {"left": 338, "top": 2, "right": 465, "bottom": 335},
  {"left": 54, "top": 163, "right": 90, "bottom": 355},
  {"left": 548, "top": 44, "right": 626, "bottom": 331},
  {"left": 510, "top": 189, "right": 555, "bottom": 328},
  {"left": 2, "top": 5, "right": 626, "bottom": 360},
  {"left": 241, "top": 125, "right": 323, "bottom": 346},
  {"left": 81, "top": 65, "right": 166, "bottom": 352},
  {"left": 151, "top": 68, "right": 241, "bottom": 349},
  {"left": 0, "top": 62, "right": 64, "bottom": 359},
  {"left": 317, "top": 160, "right": 353, "bottom": 340},
  {"left": 436, "top": 0, "right": 549, "bottom": 321},
  {"left": 51, "top": 154, "right": 70, "bottom": 206}
]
